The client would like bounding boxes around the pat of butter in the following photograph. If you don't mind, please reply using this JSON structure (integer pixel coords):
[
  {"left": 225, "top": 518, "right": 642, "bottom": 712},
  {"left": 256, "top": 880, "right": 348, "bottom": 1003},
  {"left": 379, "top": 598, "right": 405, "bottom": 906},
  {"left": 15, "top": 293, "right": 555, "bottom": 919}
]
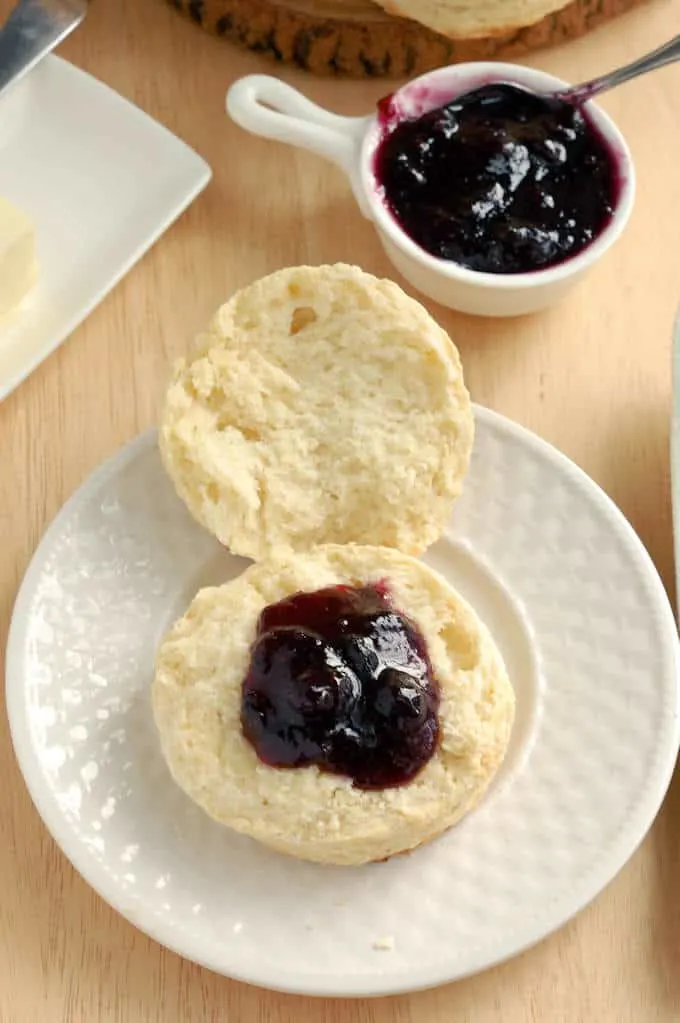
[{"left": 0, "top": 196, "right": 37, "bottom": 318}]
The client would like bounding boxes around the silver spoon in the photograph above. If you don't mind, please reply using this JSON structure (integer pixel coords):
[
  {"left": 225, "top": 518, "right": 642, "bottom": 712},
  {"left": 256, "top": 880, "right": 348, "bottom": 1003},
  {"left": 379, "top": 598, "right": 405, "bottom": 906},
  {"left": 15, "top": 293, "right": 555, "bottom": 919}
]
[
  {"left": 558, "top": 33, "right": 680, "bottom": 105},
  {"left": 0, "top": 0, "right": 88, "bottom": 104}
]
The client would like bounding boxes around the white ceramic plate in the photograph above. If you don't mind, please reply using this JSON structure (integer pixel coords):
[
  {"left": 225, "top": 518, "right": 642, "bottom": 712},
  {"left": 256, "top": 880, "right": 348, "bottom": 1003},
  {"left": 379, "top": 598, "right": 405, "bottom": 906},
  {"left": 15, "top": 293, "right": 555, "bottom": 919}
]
[
  {"left": 6, "top": 408, "right": 680, "bottom": 998},
  {"left": 0, "top": 56, "right": 211, "bottom": 401}
]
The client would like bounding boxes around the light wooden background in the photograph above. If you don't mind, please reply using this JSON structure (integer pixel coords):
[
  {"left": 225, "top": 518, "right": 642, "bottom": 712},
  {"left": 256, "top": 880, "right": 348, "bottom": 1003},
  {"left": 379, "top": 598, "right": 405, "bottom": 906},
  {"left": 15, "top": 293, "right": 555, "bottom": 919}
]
[{"left": 1, "top": 0, "right": 679, "bottom": 1019}]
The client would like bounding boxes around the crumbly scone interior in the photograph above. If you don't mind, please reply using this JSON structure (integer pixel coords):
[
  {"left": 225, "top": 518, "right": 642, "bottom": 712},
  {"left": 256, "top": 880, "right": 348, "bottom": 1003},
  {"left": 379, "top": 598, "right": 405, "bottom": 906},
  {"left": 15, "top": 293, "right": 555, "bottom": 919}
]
[{"left": 159, "top": 264, "right": 473, "bottom": 561}]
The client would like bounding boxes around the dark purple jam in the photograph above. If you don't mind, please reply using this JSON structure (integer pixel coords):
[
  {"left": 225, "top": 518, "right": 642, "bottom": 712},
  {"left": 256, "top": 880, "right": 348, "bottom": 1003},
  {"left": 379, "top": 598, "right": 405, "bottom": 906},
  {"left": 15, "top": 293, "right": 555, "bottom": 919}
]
[
  {"left": 240, "top": 584, "right": 439, "bottom": 790},
  {"left": 374, "top": 82, "right": 618, "bottom": 274}
]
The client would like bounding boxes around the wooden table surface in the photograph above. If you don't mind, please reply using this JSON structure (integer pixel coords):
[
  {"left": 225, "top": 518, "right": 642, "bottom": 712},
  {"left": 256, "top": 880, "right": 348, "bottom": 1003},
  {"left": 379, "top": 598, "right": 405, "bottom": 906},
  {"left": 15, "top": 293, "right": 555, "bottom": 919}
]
[{"left": 1, "top": 0, "right": 680, "bottom": 1019}]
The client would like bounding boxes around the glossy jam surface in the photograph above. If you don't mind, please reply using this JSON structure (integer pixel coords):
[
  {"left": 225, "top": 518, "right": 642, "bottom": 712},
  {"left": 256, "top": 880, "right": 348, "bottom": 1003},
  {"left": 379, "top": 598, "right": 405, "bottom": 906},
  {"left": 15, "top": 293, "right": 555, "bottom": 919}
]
[
  {"left": 374, "top": 82, "right": 618, "bottom": 274},
  {"left": 241, "top": 584, "right": 439, "bottom": 789}
]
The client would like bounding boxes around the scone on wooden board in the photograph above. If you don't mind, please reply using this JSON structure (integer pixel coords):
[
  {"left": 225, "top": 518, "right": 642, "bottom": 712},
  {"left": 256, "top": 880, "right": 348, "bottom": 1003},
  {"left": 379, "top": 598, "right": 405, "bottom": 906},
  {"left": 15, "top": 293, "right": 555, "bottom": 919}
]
[
  {"left": 160, "top": 264, "right": 473, "bottom": 562},
  {"left": 153, "top": 544, "right": 515, "bottom": 866},
  {"left": 167, "top": 0, "right": 650, "bottom": 78}
]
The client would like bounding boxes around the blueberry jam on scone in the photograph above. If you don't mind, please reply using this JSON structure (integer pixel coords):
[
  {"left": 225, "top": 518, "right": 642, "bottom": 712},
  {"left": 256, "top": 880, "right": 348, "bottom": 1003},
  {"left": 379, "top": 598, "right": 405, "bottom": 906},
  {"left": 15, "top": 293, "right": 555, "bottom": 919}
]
[{"left": 241, "top": 583, "right": 439, "bottom": 789}]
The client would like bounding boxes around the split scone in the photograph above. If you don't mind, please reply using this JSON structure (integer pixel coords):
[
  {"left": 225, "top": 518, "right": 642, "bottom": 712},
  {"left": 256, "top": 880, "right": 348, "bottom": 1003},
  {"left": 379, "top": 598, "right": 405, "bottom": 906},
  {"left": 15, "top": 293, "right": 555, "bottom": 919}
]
[
  {"left": 159, "top": 263, "right": 473, "bottom": 561},
  {"left": 375, "top": 0, "right": 570, "bottom": 39},
  {"left": 153, "top": 544, "right": 515, "bottom": 866}
]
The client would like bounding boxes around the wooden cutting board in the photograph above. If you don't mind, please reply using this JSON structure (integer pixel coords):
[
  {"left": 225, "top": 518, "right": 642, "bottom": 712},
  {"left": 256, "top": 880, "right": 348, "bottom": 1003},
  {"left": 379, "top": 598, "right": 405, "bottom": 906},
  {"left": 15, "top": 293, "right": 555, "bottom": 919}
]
[{"left": 166, "top": 0, "right": 650, "bottom": 77}]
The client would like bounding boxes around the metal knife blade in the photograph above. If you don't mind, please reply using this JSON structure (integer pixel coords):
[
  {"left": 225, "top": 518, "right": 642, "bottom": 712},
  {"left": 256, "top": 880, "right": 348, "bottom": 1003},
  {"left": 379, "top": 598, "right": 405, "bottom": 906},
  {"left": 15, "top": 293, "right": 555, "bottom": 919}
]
[{"left": 0, "top": 0, "right": 87, "bottom": 104}]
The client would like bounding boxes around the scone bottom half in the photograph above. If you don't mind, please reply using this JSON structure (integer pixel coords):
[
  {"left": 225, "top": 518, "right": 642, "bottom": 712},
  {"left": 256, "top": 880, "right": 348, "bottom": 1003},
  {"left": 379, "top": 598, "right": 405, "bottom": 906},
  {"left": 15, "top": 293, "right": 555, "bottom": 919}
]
[
  {"left": 158, "top": 262, "right": 474, "bottom": 562},
  {"left": 153, "top": 545, "right": 515, "bottom": 867}
]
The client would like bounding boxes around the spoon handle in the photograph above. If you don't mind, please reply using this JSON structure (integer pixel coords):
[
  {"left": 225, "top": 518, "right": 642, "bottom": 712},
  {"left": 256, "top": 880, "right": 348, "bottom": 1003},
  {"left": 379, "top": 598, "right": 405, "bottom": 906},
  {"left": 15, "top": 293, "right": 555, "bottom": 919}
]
[{"left": 565, "top": 32, "right": 680, "bottom": 104}]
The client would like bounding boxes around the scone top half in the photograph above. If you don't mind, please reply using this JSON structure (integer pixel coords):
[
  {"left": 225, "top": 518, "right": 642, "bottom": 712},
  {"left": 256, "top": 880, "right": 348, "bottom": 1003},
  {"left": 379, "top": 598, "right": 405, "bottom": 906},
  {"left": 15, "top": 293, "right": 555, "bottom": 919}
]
[{"left": 160, "top": 264, "right": 473, "bottom": 562}]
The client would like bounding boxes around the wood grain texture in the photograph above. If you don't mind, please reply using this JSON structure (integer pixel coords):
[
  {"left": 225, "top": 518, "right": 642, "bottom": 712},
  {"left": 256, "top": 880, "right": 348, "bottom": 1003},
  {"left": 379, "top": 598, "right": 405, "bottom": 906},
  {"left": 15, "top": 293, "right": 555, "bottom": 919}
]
[
  {"left": 165, "top": 0, "right": 652, "bottom": 77},
  {"left": 1, "top": 0, "right": 679, "bottom": 1019}
]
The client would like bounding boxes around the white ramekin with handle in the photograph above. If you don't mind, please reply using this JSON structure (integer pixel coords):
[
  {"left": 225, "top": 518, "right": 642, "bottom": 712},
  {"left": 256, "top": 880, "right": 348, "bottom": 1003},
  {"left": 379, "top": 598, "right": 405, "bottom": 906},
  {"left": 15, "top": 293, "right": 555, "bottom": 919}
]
[{"left": 226, "top": 64, "right": 635, "bottom": 318}]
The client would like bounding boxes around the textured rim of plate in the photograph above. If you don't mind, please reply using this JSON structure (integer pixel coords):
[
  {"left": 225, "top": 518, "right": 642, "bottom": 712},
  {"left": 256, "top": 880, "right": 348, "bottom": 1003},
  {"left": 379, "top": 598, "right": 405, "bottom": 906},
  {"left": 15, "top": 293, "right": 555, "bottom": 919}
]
[{"left": 5, "top": 407, "right": 680, "bottom": 998}]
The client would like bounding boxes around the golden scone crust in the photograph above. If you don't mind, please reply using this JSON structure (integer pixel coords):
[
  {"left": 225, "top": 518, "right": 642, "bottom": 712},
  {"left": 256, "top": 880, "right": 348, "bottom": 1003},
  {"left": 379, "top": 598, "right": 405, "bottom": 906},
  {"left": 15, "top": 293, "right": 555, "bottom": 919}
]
[
  {"left": 159, "top": 264, "right": 473, "bottom": 561},
  {"left": 375, "top": 0, "right": 570, "bottom": 38},
  {"left": 152, "top": 545, "right": 515, "bottom": 866}
]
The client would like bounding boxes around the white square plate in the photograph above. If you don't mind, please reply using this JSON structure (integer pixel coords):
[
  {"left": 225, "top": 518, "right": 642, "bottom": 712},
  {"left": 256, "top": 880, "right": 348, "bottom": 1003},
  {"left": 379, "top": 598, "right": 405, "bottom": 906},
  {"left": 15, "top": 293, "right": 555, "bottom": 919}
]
[{"left": 0, "top": 55, "right": 211, "bottom": 400}]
